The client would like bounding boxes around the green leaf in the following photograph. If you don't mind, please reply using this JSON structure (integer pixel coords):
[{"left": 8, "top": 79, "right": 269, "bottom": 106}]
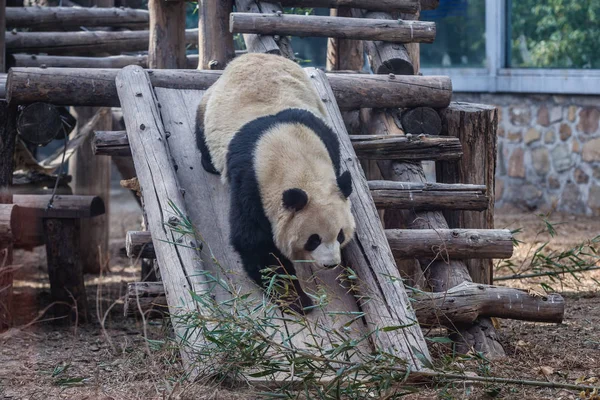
[{"left": 426, "top": 336, "right": 454, "bottom": 344}]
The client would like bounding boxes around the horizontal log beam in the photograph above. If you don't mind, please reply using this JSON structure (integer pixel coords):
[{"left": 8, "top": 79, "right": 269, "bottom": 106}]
[
  {"left": 5, "top": 29, "right": 198, "bottom": 56},
  {"left": 0, "top": 204, "right": 17, "bottom": 244},
  {"left": 7, "top": 68, "right": 452, "bottom": 109},
  {"left": 125, "top": 228, "right": 513, "bottom": 261},
  {"left": 13, "top": 194, "right": 105, "bottom": 219},
  {"left": 387, "top": 229, "right": 514, "bottom": 259},
  {"left": 369, "top": 181, "right": 488, "bottom": 211},
  {"left": 278, "top": 0, "right": 419, "bottom": 12},
  {"left": 349, "top": 134, "right": 461, "bottom": 160},
  {"left": 6, "top": 7, "right": 149, "bottom": 30},
  {"left": 93, "top": 130, "right": 462, "bottom": 161},
  {"left": 230, "top": 13, "right": 436, "bottom": 44},
  {"left": 126, "top": 230, "right": 155, "bottom": 259},
  {"left": 125, "top": 281, "right": 564, "bottom": 324}
]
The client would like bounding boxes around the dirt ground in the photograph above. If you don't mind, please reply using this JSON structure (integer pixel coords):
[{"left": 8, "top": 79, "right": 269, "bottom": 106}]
[{"left": 1, "top": 186, "right": 599, "bottom": 399}]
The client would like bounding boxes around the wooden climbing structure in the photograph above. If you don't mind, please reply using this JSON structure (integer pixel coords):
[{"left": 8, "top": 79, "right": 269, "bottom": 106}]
[{"left": 0, "top": 0, "right": 567, "bottom": 383}]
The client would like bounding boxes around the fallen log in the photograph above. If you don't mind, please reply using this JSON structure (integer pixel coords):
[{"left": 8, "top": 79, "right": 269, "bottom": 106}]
[
  {"left": 230, "top": 13, "right": 436, "bottom": 44},
  {"left": 5, "top": 28, "right": 198, "bottom": 56},
  {"left": 124, "top": 281, "right": 565, "bottom": 325},
  {"left": 6, "top": 6, "right": 149, "bottom": 30},
  {"left": 92, "top": 130, "right": 462, "bottom": 160},
  {"left": 278, "top": 0, "right": 420, "bottom": 13},
  {"left": 7, "top": 67, "right": 453, "bottom": 109}
]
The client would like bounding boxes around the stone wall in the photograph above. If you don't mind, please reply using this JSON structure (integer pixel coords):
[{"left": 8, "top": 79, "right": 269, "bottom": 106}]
[{"left": 453, "top": 93, "right": 600, "bottom": 216}]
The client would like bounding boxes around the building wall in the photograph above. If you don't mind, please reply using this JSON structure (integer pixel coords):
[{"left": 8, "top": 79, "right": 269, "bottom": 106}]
[{"left": 454, "top": 93, "right": 600, "bottom": 216}]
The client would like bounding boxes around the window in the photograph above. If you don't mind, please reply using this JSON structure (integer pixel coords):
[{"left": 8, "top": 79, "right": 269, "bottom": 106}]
[{"left": 421, "top": 0, "right": 600, "bottom": 94}]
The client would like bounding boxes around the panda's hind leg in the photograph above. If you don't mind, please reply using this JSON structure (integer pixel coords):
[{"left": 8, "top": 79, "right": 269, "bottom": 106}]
[{"left": 195, "top": 100, "right": 220, "bottom": 175}]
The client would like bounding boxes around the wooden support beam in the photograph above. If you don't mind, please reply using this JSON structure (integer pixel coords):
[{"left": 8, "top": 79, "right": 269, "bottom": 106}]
[
  {"left": 7, "top": 53, "right": 250, "bottom": 69},
  {"left": 230, "top": 13, "right": 436, "bottom": 44},
  {"left": 369, "top": 181, "right": 488, "bottom": 211},
  {"left": 7, "top": 67, "right": 452, "bottom": 109},
  {"left": 234, "top": 0, "right": 293, "bottom": 58},
  {"left": 400, "top": 106, "right": 442, "bottom": 135},
  {"left": 44, "top": 218, "right": 89, "bottom": 323},
  {"left": 0, "top": 204, "right": 14, "bottom": 331},
  {"left": 197, "top": 0, "right": 235, "bottom": 69},
  {"left": 122, "top": 228, "right": 513, "bottom": 261},
  {"left": 278, "top": 0, "right": 420, "bottom": 13},
  {"left": 92, "top": 130, "right": 462, "bottom": 161},
  {"left": 326, "top": 7, "right": 364, "bottom": 72},
  {"left": 148, "top": 0, "right": 186, "bottom": 69},
  {"left": 436, "top": 103, "right": 498, "bottom": 285},
  {"left": 6, "top": 6, "right": 149, "bottom": 30},
  {"left": 0, "top": 204, "right": 16, "bottom": 248},
  {"left": 16, "top": 102, "right": 63, "bottom": 145},
  {"left": 124, "top": 281, "right": 565, "bottom": 325},
  {"left": 13, "top": 195, "right": 105, "bottom": 219},
  {"left": 0, "top": 0, "right": 5, "bottom": 73},
  {"left": 5, "top": 28, "right": 198, "bottom": 56}
]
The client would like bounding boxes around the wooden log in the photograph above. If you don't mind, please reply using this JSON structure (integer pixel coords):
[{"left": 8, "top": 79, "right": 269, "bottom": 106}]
[
  {"left": 360, "top": 10, "right": 414, "bottom": 75},
  {"left": 92, "top": 130, "right": 461, "bottom": 161},
  {"left": 230, "top": 13, "right": 436, "bottom": 44},
  {"left": 6, "top": 6, "right": 149, "bottom": 30},
  {"left": 400, "top": 106, "right": 442, "bottom": 135},
  {"left": 420, "top": 0, "right": 439, "bottom": 10},
  {"left": 234, "top": 0, "right": 293, "bottom": 58},
  {"left": 197, "top": 0, "right": 235, "bottom": 69},
  {"left": 16, "top": 102, "right": 63, "bottom": 145},
  {"left": 326, "top": 7, "right": 364, "bottom": 72},
  {"left": 0, "top": 73, "right": 6, "bottom": 99},
  {"left": 0, "top": 101, "right": 17, "bottom": 188},
  {"left": 8, "top": 53, "right": 204, "bottom": 69},
  {"left": 5, "top": 28, "right": 198, "bottom": 56},
  {"left": 68, "top": 107, "right": 111, "bottom": 274},
  {"left": 13, "top": 194, "right": 105, "bottom": 218},
  {"left": 436, "top": 103, "right": 498, "bottom": 285},
  {"left": 43, "top": 218, "right": 89, "bottom": 323},
  {"left": 350, "top": 134, "right": 461, "bottom": 160},
  {"left": 116, "top": 65, "right": 209, "bottom": 372},
  {"left": 369, "top": 181, "right": 488, "bottom": 211},
  {"left": 386, "top": 229, "right": 513, "bottom": 259},
  {"left": 148, "top": 0, "right": 186, "bottom": 69},
  {"left": 7, "top": 68, "right": 453, "bottom": 109},
  {"left": 278, "top": 0, "right": 420, "bottom": 13},
  {"left": 126, "top": 230, "right": 155, "bottom": 259},
  {"left": 0, "top": 204, "right": 16, "bottom": 246},
  {"left": 125, "top": 281, "right": 565, "bottom": 325},
  {"left": 0, "top": 0, "right": 5, "bottom": 73}
]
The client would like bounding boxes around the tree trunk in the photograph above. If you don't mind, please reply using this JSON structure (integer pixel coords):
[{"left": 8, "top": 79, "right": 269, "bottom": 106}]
[
  {"left": 326, "top": 7, "right": 364, "bottom": 71},
  {"left": 197, "top": 0, "right": 235, "bottom": 69},
  {"left": 148, "top": 0, "right": 186, "bottom": 69}
]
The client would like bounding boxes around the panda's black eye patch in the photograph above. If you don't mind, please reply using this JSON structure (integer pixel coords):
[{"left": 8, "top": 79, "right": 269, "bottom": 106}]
[
  {"left": 337, "top": 229, "right": 345, "bottom": 244},
  {"left": 304, "top": 234, "right": 321, "bottom": 251}
]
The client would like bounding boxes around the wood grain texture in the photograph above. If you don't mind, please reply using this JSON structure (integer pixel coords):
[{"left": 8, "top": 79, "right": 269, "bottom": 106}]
[
  {"left": 6, "top": 6, "right": 149, "bottom": 30},
  {"left": 350, "top": 134, "right": 461, "bottom": 160},
  {"left": 230, "top": 13, "right": 436, "bottom": 44},
  {"left": 126, "top": 230, "right": 155, "bottom": 259},
  {"left": 197, "top": 0, "right": 235, "bottom": 69},
  {"left": 16, "top": 102, "right": 63, "bottom": 145},
  {"left": 306, "top": 68, "right": 430, "bottom": 368},
  {"left": 400, "top": 107, "right": 442, "bottom": 135},
  {"left": 278, "top": 0, "right": 420, "bottom": 12},
  {"left": 0, "top": 101, "right": 17, "bottom": 187},
  {"left": 437, "top": 103, "right": 498, "bottom": 285},
  {"left": 5, "top": 28, "right": 198, "bottom": 56},
  {"left": 0, "top": 204, "right": 16, "bottom": 244},
  {"left": 7, "top": 68, "right": 452, "bottom": 110},
  {"left": 0, "top": 0, "right": 5, "bottom": 73},
  {"left": 124, "top": 281, "right": 565, "bottom": 325},
  {"left": 8, "top": 53, "right": 204, "bottom": 69},
  {"left": 326, "top": 7, "right": 364, "bottom": 72},
  {"left": 13, "top": 194, "right": 105, "bottom": 219},
  {"left": 148, "top": 0, "right": 186, "bottom": 69},
  {"left": 43, "top": 218, "right": 89, "bottom": 323}
]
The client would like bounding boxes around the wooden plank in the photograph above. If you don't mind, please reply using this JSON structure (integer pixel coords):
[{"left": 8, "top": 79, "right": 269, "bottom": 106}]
[
  {"left": 278, "top": 0, "right": 420, "bottom": 13},
  {"left": 5, "top": 28, "right": 198, "bottom": 56},
  {"left": 306, "top": 68, "right": 430, "bottom": 367},
  {"left": 8, "top": 53, "right": 205, "bottom": 69},
  {"left": 437, "top": 103, "right": 498, "bottom": 284},
  {"left": 116, "top": 65, "right": 208, "bottom": 373},
  {"left": 125, "top": 281, "right": 566, "bottom": 325},
  {"left": 7, "top": 67, "right": 452, "bottom": 110},
  {"left": 93, "top": 130, "right": 463, "bottom": 161},
  {"left": 148, "top": 0, "right": 186, "bottom": 69},
  {"left": 126, "top": 230, "right": 155, "bottom": 259},
  {"left": 230, "top": 13, "right": 436, "bottom": 44},
  {"left": 197, "top": 0, "right": 235, "bottom": 69},
  {"left": 6, "top": 7, "right": 149, "bottom": 30}
]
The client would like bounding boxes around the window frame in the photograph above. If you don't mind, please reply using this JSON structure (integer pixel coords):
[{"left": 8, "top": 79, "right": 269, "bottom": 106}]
[{"left": 420, "top": 0, "right": 600, "bottom": 95}]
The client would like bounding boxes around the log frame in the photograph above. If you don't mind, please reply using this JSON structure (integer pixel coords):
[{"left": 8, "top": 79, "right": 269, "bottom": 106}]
[{"left": 197, "top": 0, "right": 235, "bottom": 69}]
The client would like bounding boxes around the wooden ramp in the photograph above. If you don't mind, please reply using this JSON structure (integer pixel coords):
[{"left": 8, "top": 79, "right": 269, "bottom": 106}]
[{"left": 116, "top": 65, "right": 430, "bottom": 378}]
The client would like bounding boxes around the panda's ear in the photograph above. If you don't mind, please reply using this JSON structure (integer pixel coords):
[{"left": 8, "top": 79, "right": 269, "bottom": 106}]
[
  {"left": 282, "top": 188, "right": 308, "bottom": 212},
  {"left": 337, "top": 171, "right": 353, "bottom": 199}
]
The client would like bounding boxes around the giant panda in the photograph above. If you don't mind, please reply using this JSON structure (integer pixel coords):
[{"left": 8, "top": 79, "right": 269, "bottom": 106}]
[{"left": 196, "top": 53, "right": 356, "bottom": 314}]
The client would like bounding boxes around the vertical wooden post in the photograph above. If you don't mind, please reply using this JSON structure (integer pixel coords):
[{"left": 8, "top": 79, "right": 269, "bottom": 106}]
[
  {"left": 326, "top": 7, "right": 364, "bottom": 71},
  {"left": 197, "top": 0, "right": 235, "bottom": 70},
  {"left": 43, "top": 218, "right": 89, "bottom": 323},
  {"left": 0, "top": 203, "right": 14, "bottom": 331},
  {"left": 69, "top": 108, "right": 112, "bottom": 274},
  {"left": 148, "top": 0, "right": 186, "bottom": 69},
  {"left": 437, "top": 103, "right": 498, "bottom": 284},
  {"left": 0, "top": 0, "right": 6, "bottom": 73}
]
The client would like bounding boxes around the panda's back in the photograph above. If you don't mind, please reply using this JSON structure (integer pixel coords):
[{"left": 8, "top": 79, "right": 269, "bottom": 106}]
[{"left": 201, "top": 53, "right": 328, "bottom": 177}]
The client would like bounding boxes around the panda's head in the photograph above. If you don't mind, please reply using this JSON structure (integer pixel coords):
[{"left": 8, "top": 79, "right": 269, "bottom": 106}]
[{"left": 276, "top": 171, "right": 355, "bottom": 269}]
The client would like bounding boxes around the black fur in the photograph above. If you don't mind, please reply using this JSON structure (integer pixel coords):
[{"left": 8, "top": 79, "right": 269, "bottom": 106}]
[
  {"left": 195, "top": 107, "right": 219, "bottom": 175},
  {"left": 205, "top": 108, "right": 350, "bottom": 313},
  {"left": 282, "top": 188, "right": 308, "bottom": 211},
  {"left": 337, "top": 171, "right": 353, "bottom": 199}
]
